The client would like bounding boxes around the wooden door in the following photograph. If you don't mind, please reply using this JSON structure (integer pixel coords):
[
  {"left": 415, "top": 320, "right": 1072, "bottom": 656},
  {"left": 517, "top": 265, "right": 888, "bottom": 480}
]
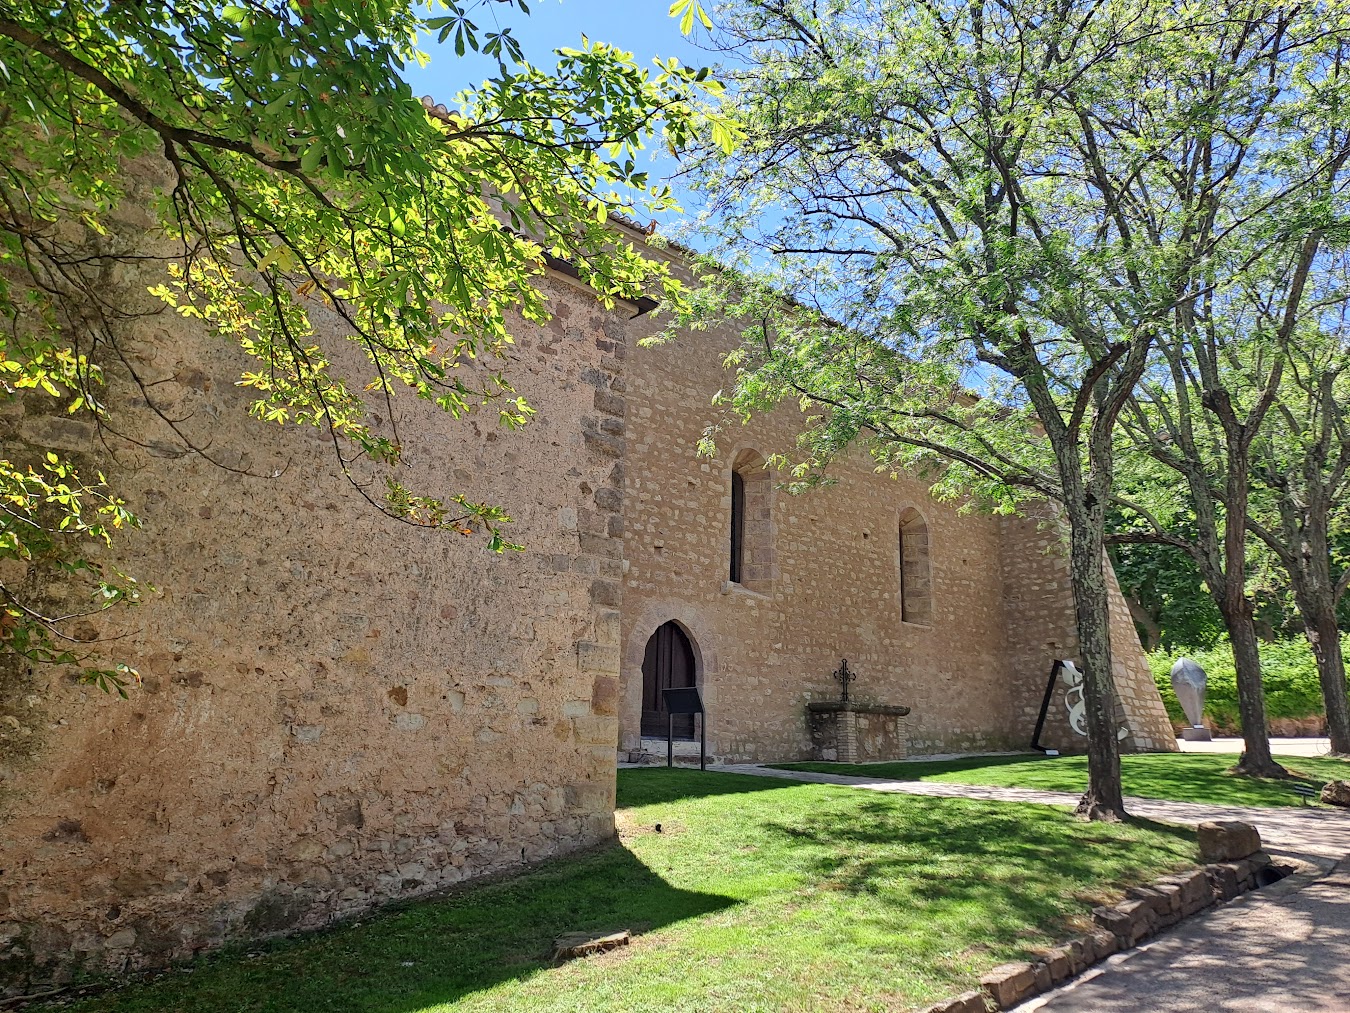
[{"left": 640, "top": 621, "right": 696, "bottom": 739}]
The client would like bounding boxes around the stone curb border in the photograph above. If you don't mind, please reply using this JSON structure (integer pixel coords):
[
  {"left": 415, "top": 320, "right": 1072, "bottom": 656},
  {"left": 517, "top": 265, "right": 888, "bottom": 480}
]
[{"left": 920, "top": 849, "right": 1289, "bottom": 1013}]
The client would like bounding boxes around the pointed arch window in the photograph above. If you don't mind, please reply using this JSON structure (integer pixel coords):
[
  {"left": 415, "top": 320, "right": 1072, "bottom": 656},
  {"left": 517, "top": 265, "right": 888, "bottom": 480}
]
[
  {"left": 899, "top": 507, "right": 933, "bottom": 625},
  {"left": 729, "top": 450, "right": 773, "bottom": 592}
]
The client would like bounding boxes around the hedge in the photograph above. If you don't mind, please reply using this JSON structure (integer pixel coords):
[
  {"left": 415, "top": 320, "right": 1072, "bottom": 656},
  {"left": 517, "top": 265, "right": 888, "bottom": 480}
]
[{"left": 1148, "top": 635, "right": 1350, "bottom": 734}]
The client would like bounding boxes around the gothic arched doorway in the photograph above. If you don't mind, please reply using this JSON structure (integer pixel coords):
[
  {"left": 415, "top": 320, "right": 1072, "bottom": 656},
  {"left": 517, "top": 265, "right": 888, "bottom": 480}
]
[{"left": 640, "top": 621, "right": 697, "bottom": 738}]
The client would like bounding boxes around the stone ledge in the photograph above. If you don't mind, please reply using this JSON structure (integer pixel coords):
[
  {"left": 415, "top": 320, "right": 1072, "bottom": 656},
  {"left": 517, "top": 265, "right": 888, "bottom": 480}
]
[
  {"left": 918, "top": 822, "right": 1295, "bottom": 1013},
  {"left": 806, "top": 701, "right": 912, "bottom": 717}
]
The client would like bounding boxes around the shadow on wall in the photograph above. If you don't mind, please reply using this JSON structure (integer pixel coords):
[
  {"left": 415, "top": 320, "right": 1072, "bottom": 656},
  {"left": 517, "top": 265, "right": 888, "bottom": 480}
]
[{"left": 56, "top": 841, "right": 736, "bottom": 1013}]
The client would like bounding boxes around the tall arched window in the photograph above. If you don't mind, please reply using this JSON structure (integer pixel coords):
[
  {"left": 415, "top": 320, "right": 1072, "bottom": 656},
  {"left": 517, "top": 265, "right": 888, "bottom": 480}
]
[
  {"left": 729, "top": 450, "right": 773, "bottom": 591},
  {"left": 730, "top": 471, "right": 746, "bottom": 583},
  {"left": 898, "top": 507, "right": 932, "bottom": 625}
]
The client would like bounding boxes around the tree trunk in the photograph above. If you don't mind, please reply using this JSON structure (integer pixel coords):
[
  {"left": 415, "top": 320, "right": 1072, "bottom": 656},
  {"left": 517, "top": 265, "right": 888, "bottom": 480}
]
[
  {"left": 1304, "top": 599, "right": 1350, "bottom": 755},
  {"left": 1222, "top": 598, "right": 1287, "bottom": 777},
  {"left": 1125, "top": 595, "right": 1162, "bottom": 653},
  {"left": 1215, "top": 434, "right": 1284, "bottom": 777},
  {"left": 1281, "top": 494, "right": 1350, "bottom": 755},
  {"left": 1067, "top": 516, "right": 1125, "bottom": 820}
]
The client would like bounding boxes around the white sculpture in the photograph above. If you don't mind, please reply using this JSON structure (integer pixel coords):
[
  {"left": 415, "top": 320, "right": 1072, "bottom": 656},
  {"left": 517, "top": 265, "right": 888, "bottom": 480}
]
[
  {"left": 1061, "top": 660, "right": 1089, "bottom": 736},
  {"left": 1170, "top": 657, "right": 1212, "bottom": 741}
]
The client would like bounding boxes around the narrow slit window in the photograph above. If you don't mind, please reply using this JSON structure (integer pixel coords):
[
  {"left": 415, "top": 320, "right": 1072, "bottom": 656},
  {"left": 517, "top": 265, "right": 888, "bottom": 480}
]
[
  {"left": 730, "top": 470, "right": 745, "bottom": 583},
  {"left": 729, "top": 450, "right": 772, "bottom": 591}
]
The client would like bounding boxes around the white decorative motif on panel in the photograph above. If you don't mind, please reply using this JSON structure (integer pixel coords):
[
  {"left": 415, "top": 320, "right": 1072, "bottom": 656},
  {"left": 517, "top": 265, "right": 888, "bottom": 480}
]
[
  {"left": 1061, "top": 660, "right": 1129, "bottom": 741},
  {"left": 1061, "top": 660, "right": 1089, "bottom": 736}
]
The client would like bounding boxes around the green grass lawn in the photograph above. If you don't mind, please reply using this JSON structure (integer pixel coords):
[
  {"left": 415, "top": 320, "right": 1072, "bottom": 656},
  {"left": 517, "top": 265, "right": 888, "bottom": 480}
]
[
  {"left": 774, "top": 752, "right": 1350, "bottom": 808},
  {"left": 53, "top": 769, "right": 1198, "bottom": 1013}
]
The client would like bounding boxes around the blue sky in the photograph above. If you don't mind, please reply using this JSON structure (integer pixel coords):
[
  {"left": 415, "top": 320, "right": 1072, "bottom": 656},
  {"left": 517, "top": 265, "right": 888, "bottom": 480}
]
[
  {"left": 400, "top": 2, "right": 713, "bottom": 227},
  {"left": 401, "top": 1, "right": 708, "bottom": 102}
]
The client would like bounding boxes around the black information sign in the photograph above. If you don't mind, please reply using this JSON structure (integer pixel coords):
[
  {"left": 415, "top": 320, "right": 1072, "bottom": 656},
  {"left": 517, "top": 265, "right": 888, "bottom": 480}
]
[{"left": 661, "top": 686, "right": 707, "bottom": 770}]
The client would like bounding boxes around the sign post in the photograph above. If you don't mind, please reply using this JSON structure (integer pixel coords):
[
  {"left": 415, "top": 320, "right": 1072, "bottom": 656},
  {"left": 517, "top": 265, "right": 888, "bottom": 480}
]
[
  {"left": 661, "top": 686, "right": 706, "bottom": 771},
  {"left": 1030, "top": 660, "right": 1065, "bottom": 755}
]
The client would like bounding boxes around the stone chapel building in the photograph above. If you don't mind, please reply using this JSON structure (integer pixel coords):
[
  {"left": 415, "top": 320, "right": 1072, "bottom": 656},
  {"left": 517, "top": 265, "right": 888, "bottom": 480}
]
[{"left": 0, "top": 207, "right": 1173, "bottom": 987}]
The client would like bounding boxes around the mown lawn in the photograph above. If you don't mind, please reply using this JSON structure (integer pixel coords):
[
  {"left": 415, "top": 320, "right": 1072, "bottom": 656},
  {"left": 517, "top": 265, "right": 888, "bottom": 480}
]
[
  {"left": 775, "top": 752, "right": 1350, "bottom": 808},
  {"left": 54, "top": 769, "right": 1197, "bottom": 1013}
]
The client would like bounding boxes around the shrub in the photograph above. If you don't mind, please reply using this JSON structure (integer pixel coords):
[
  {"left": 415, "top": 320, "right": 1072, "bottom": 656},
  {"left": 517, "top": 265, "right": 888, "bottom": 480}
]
[{"left": 1148, "top": 636, "right": 1349, "bottom": 734}]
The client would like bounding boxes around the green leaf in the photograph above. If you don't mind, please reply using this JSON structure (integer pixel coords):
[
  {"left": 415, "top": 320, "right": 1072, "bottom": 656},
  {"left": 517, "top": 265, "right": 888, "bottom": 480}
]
[{"left": 300, "top": 142, "right": 324, "bottom": 172}]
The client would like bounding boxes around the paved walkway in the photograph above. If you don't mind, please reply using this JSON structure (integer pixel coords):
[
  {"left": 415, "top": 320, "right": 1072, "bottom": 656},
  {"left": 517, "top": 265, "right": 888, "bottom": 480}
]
[
  {"left": 1014, "top": 860, "right": 1350, "bottom": 1012},
  {"left": 1178, "top": 736, "right": 1334, "bottom": 758},
  {"left": 710, "top": 763, "right": 1350, "bottom": 1010}
]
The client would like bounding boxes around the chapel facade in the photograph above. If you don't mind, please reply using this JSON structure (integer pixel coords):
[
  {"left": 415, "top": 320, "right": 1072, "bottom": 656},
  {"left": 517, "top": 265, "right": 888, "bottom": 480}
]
[
  {"left": 618, "top": 236, "right": 1174, "bottom": 764},
  {"left": 0, "top": 202, "right": 1173, "bottom": 989}
]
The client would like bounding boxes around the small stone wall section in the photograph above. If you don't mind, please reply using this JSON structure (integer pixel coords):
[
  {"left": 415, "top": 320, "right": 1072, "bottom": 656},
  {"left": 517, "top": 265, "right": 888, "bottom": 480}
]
[
  {"left": 731, "top": 450, "right": 775, "bottom": 592},
  {"left": 807, "top": 705, "right": 909, "bottom": 763}
]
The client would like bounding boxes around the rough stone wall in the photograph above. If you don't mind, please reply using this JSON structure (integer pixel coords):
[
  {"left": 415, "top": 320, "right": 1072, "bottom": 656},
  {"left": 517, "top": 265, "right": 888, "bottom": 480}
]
[
  {"left": 621, "top": 315, "right": 1024, "bottom": 763},
  {"left": 0, "top": 186, "right": 1178, "bottom": 987},
  {"left": 1105, "top": 567, "right": 1176, "bottom": 751},
  {"left": 0, "top": 209, "right": 628, "bottom": 985},
  {"left": 855, "top": 710, "right": 910, "bottom": 761},
  {"left": 998, "top": 510, "right": 1177, "bottom": 754},
  {"left": 997, "top": 511, "right": 1085, "bottom": 754},
  {"left": 622, "top": 250, "right": 1175, "bottom": 764},
  {"left": 807, "top": 708, "right": 910, "bottom": 763}
]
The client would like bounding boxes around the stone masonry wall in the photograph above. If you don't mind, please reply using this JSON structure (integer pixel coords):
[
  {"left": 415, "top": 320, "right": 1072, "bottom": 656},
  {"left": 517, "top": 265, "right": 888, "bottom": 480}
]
[
  {"left": 621, "top": 312, "right": 1024, "bottom": 763},
  {"left": 998, "top": 510, "right": 1177, "bottom": 754},
  {"left": 621, "top": 244, "right": 1174, "bottom": 764},
  {"left": 806, "top": 708, "right": 910, "bottom": 763},
  {"left": 0, "top": 189, "right": 628, "bottom": 987}
]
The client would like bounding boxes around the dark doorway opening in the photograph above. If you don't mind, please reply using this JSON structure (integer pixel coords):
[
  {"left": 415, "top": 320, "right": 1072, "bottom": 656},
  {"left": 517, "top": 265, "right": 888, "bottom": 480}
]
[{"left": 640, "top": 621, "right": 697, "bottom": 739}]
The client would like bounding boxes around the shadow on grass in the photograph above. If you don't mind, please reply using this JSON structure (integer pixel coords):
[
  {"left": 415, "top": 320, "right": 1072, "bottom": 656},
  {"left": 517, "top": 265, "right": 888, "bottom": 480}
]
[
  {"left": 64, "top": 841, "right": 736, "bottom": 1013},
  {"left": 1106, "top": 755, "right": 1328, "bottom": 806},
  {"left": 774, "top": 752, "right": 1346, "bottom": 807},
  {"left": 59, "top": 770, "right": 1203, "bottom": 1013},
  {"left": 771, "top": 753, "right": 1049, "bottom": 780},
  {"left": 757, "top": 793, "right": 1196, "bottom": 942},
  {"left": 616, "top": 766, "right": 792, "bottom": 806}
]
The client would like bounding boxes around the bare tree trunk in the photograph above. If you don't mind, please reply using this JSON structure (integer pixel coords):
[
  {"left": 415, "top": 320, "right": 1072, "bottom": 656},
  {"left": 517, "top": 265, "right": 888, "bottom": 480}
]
[
  {"left": 1068, "top": 516, "right": 1125, "bottom": 819},
  {"left": 1248, "top": 371, "right": 1350, "bottom": 756},
  {"left": 1279, "top": 495, "right": 1350, "bottom": 755},
  {"left": 1222, "top": 597, "right": 1287, "bottom": 777},
  {"left": 1216, "top": 436, "right": 1285, "bottom": 777},
  {"left": 1303, "top": 598, "right": 1350, "bottom": 755}
]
